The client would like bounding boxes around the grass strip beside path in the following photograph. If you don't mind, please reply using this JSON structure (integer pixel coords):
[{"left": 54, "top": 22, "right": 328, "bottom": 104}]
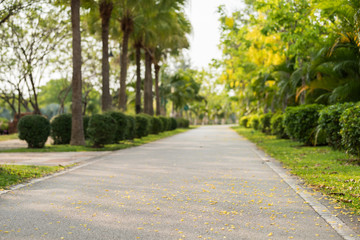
[
  {"left": 0, "top": 134, "right": 18, "bottom": 142},
  {"left": 0, "top": 165, "right": 66, "bottom": 190},
  {"left": 232, "top": 126, "right": 360, "bottom": 214},
  {"left": 0, "top": 128, "right": 191, "bottom": 153}
]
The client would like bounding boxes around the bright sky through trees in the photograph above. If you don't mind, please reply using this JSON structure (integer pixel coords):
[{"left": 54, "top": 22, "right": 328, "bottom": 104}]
[{"left": 185, "top": 0, "right": 244, "bottom": 69}]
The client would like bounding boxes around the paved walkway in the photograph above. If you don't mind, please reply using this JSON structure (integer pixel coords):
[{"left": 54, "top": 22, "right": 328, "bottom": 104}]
[{"left": 0, "top": 126, "right": 357, "bottom": 239}]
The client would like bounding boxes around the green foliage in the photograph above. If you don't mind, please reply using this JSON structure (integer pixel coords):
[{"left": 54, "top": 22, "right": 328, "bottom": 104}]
[
  {"left": 17, "top": 115, "right": 50, "bottom": 148},
  {"left": 270, "top": 113, "right": 288, "bottom": 139},
  {"left": 259, "top": 113, "right": 273, "bottom": 134},
  {"left": 135, "top": 114, "right": 151, "bottom": 138},
  {"left": 239, "top": 116, "right": 249, "bottom": 128},
  {"left": 50, "top": 114, "right": 72, "bottom": 144},
  {"left": 0, "top": 117, "right": 9, "bottom": 131},
  {"left": 284, "top": 104, "right": 325, "bottom": 145},
  {"left": 318, "top": 103, "right": 354, "bottom": 149},
  {"left": 249, "top": 115, "right": 260, "bottom": 130},
  {"left": 87, "top": 114, "right": 117, "bottom": 148},
  {"left": 105, "top": 111, "right": 128, "bottom": 143},
  {"left": 340, "top": 104, "right": 360, "bottom": 156},
  {"left": 158, "top": 116, "right": 169, "bottom": 132},
  {"left": 83, "top": 115, "right": 90, "bottom": 139},
  {"left": 176, "top": 118, "right": 189, "bottom": 128},
  {"left": 125, "top": 115, "right": 136, "bottom": 140},
  {"left": 170, "top": 117, "right": 177, "bottom": 130},
  {"left": 151, "top": 117, "right": 163, "bottom": 134}
]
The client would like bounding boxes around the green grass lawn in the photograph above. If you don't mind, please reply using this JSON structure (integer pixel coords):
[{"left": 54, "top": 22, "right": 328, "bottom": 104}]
[
  {"left": 0, "top": 134, "right": 18, "bottom": 142},
  {"left": 0, "top": 165, "right": 66, "bottom": 190},
  {"left": 0, "top": 128, "right": 190, "bottom": 153},
  {"left": 232, "top": 126, "right": 360, "bottom": 213}
]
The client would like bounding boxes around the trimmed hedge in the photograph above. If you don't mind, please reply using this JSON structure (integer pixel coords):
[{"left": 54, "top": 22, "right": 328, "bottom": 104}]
[
  {"left": 105, "top": 111, "right": 128, "bottom": 143},
  {"left": 340, "top": 104, "right": 360, "bottom": 156},
  {"left": 152, "top": 117, "right": 163, "bottom": 134},
  {"left": 50, "top": 113, "right": 72, "bottom": 144},
  {"left": 284, "top": 104, "right": 325, "bottom": 145},
  {"left": 239, "top": 116, "right": 249, "bottom": 127},
  {"left": 18, "top": 115, "right": 50, "bottom": 148},
  {"left": 87, "top": 114, "right": 117, "bottom": 147},
  {"left": 270, "top": 113, "right": 287, "bottom": 139},
  {"left": 249, "top": 115, "right": 260, "bottom": 130},
  {"left": 176, "top": 118, "right": 189, "bottom": 128},
  {"left": 259, "top": 113, "right": 273, "bottom": 134},
  {"left": 158, "top": 116, "right": 168, "bottom": 132},
  {"left": 135, "top": 115, "right": 151, "bottom": 138},
  {"left": 318, "top": 103, "right": 354, "bottom": 150},
  {"left": 170, "top": 117, "right": 177, "bottom": 130},
  {"left": 125, "top": 115, "right": 136, "bottom": 140}
]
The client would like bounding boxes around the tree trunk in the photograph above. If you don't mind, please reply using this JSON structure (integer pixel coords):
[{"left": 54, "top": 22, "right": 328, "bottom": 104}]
[
  {"left": 135, "top": 43, "right": 142, "bottom": 114},
  {"left": 154, "top": 63, "right": 161, "bottom": 116},
  {"left": 70, "top": 0, "right": 85, "bottom": 146},
  {"left": 144, "top": 50, "right": 153, "bottom": 115},
  {"left": 119, "top": 28, "right": 130, "bottom": 111},
  {"left": 100, "top": 0, "right": 113, "bottom": 112},
  {"left": 28, "top": 72, "right": 41, "bottom": 114}
]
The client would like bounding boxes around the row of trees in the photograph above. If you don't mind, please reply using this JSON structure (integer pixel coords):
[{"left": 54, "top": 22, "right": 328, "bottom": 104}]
[
  {"left": 0, "top": 0, "right": 195, "bottom": 145},
  {"left": 217, "top": 0, "right": 360, "bottom": 115}
]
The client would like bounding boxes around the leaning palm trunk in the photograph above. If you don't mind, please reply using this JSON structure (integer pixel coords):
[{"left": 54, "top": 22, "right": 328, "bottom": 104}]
[
  {"left": 100, "top": 0, "right": 113, "bottom": 111},
  {"left": 144, "top": 50, "right": 153, "bottom": 115},
  {"left": 70, "top": 0, "right": 85, "bottom": 145}
]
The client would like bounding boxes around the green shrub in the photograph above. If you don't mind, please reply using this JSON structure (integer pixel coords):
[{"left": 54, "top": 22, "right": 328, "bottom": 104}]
[
  {"left": 239, "top": 116, "right": 249, "bottom": 127},
  {"left": 249, "top": 115, "right": 260, "bottom": 130},
  {"left": 259, "top": 113, "right": 273, "bottom": 134},
  {"left": 87, "top": 114, "right": 117, "bottom": 147},
  {"left": 340, "top": 104, "right": 360, "bottom": 156},
  {"left": 318, "top": 103, "right": 354, "bottom": 149},
  {"left": 125, "top": 115, "right": 136, "bottom": 140},
  {"left": 0, "top": 117, "right": 9, "bottom": 131},
  {"left": 151, "top": 117, "right": 163, "bottom": 134},
  {"left": 135, "top": 114, "right": 151, "bottom": 138},
  {"left": 284, "top": 104, "right": 325, "bottom": 145},
  {"left": 83, "top": 115, "right": 90, "bottom": 139},
  {"left": 170, "top": 117, "right": 177, "bottom": 130},
  {"left": 138, "top": 113, "right": 153, "bottom": 134},
  {"left": 165, "top": 118, "right": 172, "bottom": 131},
  {"left": 176, "top": 118, "right": 189, "bottom": 128},
  {"left": 183, "top": 119, "right": 190, "bottom": 128},
  {"left": 158, "top": 116, "right": 168, "bottom": 132},
  {"left": 105, "top": 111, "right": 128, "bottom": 143},
  {"left": 17, "top": 115, "right": 50, "bottom": 148},
  {"left": 270, "top": 113, "right": 288, "bottom": 139},
  {"left": 50, "top": 114, "right": 72, "bottom": 144}
]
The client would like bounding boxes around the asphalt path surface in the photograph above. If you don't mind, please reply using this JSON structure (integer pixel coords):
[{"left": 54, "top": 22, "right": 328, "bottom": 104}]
[{"left": 0, "top": 126, "right": 347, "bottom": 239}]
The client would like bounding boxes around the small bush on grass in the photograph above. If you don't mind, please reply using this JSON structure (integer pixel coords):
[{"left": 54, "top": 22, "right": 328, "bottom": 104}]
[
  {"left": 170, "top": 117, "right": 177, "bottom": 130},
  {"left": 340, "top": 104, "right": 360, "bottom": 156},
  {"left": 18, "top": 115, "right": 50, "bottom": 148},
  {"left": 284, "top": 104, "right": 325, "bottom": 145},
  {"left": 239, "top": 116, "right": 249, "bottom": 127},
  {"left": 270, "top": 113, "right": 288, "bottom": 139},
  {"left": 259, "top": 113, "right": 273, "bottom": 134},
  {"left": 135, "top": 114, "right": 151, "bottom": 138},
  {"left": 105, "top": 111, "right": 128, "bottom": 143},
  {"left": 318, "top": 103, "right": 354, "bottom": 150},
  {"left": 152, "top": 117, "right": 163, "bottom": 134},
  {"left": 249, "top": 115, "right": 260, "bottom": 130},
  {"left": 125, "top": 115, "right": 136, "bottom": 140},
  {"left": 87, "top": 114, "right": 117, "bottom": 148},
  {"left": 50, "top": 113, "right": 72, "bottom": 144}
]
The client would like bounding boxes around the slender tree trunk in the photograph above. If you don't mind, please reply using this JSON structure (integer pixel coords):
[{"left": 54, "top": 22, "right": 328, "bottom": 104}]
[
  {"left": 135, "top": 43, "right": 142, "bottom": 114},
  {"left": 100, "top": 0, "right": 113, "bottom": 112},
  {"left": 28, "top": 72, "right": 41, "bottom": 114},
  {"left": 154, "top": 63, "right": 161, "bottom": 116},
  {"left": 119, "top": 28, "right": 130, "bottom": 111},
  {"left": 70, "top": 0, "right": 85, "bottom": 146},
  {"left": 144, "top": 50, "right": 153, "bottom": 115}
]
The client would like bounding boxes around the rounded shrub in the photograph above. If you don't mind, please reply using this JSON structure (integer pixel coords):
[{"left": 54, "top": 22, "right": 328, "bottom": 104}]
[
  {"left": 170, "top": 117, "right": 177, "bottom": 130},
  {"left": 284, "top": 104, "right": 325, "bottom": 145},
  {"left": 87, "top": 114, "right": 117, "bottom": 147},
  {"left": 259, "top": 113, "right": 273, "bottom": 134},
  {"left": 176, "top": 118, "right": 189, "bottom": 128},
  {"left": 183, "top": 119, "right": 190, "bottom": 128},
  {"left": 249, "top": 115, "right": 260, "bottom": 130},
  {"left": 105, "top": 111, "right": 128, "bottom": 143},
  {"left": 340, "top": 104, "right": 360, "bottom": 156},
  {"left": 158, "top": 116, "right": 168, "bottom": 132},
  {"left": 83, "top": 115, "right": 90, "bottom": 139},
  {"left": 50, "top": 113, "right": 72, "bottom": 144},
  {"left": 18, "top": 115, "right": 50, "bottom": 148},
  {"left": 318, "top": 103, "right": 354, "bottom": 149},
  {"left": 151, "top": 117, "right": 163, "bottom": 134},
  {"left": 125, "top": 115, "right": 136, "bottom": 140},
  {"left": 135, "top": 114, "right": 151, "bottom": 138},
  {"left": 239, "top": 116, "right": 249, "bottom": 127},
  {"left": 270, "top": 113, "right": 288, "bottom": 139}
]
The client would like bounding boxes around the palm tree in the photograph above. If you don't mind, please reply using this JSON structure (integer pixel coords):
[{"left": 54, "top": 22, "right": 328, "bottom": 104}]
[{"left": 70, "top": 0, "right": 85, "bottom": 145}]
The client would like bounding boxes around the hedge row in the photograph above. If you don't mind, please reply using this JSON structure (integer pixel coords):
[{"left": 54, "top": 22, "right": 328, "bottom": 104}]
[
  {"left": 239, "top": 102, "right": 360, "bottom": 156},
  {"left": 17, "top": 112, "right": 189, "bottom": 148}
]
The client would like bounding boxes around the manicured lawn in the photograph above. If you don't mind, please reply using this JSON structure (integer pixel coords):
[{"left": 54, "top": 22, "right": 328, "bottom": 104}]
[
  {"left": 232, "top": 126, "right": 360, "bottom": 213},
  {"left": 0, "top": 128, "right": 190, "bottom": 153},
  {"left": 0, "top": 165, "right": 66, "bottom": 190},
  {"left": 0, "top": 134, "right": 18, "bottom": 142}
]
